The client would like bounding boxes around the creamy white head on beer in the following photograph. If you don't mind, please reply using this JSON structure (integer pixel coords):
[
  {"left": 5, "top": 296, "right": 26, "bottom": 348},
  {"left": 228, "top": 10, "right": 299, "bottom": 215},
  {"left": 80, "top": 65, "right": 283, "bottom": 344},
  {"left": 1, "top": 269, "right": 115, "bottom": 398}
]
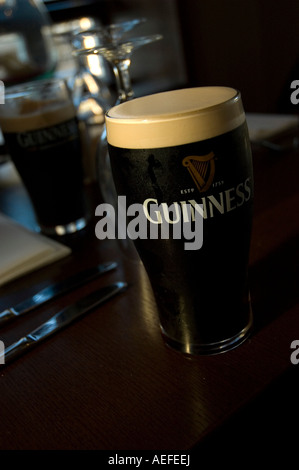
[
  {"left": 106, "top": 87, "right": 246, "bottom": 149},
  {"left": 0, "top": 80, "right": 76, "bottom": 133},
  {"left": 0, "top": 100, "right": 75, "bottom": 133}
]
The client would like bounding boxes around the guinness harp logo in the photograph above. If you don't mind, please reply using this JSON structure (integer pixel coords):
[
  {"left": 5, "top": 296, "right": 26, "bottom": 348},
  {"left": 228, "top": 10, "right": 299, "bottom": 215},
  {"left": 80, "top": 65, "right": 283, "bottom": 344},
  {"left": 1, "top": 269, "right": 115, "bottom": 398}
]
[{"left": 182, "top": 152, "right": 215, "bottom": 192}]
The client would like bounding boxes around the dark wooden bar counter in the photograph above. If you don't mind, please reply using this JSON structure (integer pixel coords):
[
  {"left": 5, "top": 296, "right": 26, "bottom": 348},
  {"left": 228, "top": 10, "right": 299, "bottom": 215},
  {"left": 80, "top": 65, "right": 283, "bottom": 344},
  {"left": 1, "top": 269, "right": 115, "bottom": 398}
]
[{"left": 0, "top": 137, "right": 298, "bottom": 456}]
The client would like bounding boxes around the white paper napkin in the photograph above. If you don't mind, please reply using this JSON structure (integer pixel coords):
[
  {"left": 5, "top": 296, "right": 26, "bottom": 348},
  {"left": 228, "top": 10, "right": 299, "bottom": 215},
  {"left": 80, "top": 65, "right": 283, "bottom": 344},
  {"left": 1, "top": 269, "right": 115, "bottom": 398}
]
[{"left": 0, "top": 213, "right": 71, "bottom": 286}]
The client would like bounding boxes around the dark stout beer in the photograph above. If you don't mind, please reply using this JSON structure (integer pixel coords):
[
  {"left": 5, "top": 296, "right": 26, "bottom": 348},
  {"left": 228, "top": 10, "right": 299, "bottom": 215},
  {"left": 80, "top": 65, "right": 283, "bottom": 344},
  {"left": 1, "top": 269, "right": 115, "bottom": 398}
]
[
  {"left": 106, "top": 87, "right": 254, "bottom": 355},
  {"left": 0, "top": 80, "right": 87, "bottom": 235}
]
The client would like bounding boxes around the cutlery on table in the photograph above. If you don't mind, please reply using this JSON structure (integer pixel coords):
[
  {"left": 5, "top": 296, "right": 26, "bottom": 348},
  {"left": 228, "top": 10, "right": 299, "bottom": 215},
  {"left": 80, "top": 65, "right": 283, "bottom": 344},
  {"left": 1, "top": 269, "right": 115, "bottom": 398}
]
[
  {"left": 0, "top": 281, "right": 127, "bottom": 365},
  {"left": 0, "top": 261, "right": 117, "bottom": 327}
]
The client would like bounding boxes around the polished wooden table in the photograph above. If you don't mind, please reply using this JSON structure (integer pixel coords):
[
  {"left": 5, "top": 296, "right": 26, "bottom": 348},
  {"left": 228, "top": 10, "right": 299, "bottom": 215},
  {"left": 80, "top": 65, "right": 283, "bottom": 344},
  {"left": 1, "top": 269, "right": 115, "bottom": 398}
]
[{"left": 0, "top": 139, "right": 298, "bottom": 456}]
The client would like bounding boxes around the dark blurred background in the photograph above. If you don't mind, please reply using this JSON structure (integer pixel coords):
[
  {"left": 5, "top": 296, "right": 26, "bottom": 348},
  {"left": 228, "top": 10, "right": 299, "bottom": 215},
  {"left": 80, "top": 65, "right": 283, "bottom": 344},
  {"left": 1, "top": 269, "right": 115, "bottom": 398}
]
[{"left": 44, "top": 0, "right": 299, "bottom": 114}]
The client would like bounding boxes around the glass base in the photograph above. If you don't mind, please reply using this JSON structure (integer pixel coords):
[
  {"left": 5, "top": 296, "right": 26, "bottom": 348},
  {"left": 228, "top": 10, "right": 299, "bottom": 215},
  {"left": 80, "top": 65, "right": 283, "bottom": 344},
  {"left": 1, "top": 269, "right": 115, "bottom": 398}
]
[
  {"left": 161, "top": 308, "right": 253, "bottom": 356},
  {"left": 39, "top": 217, "right": 88, "bottom": 236}
]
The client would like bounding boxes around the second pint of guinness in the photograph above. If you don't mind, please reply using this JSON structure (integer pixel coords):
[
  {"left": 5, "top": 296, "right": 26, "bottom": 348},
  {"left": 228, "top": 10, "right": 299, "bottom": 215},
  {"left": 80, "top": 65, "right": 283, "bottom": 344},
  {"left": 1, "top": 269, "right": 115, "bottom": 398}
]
[
  {"left": 0, "top": 79, "right": 88, "bottom": 235},
  {"left": 106, "top": 87, "right": 254, "bottom": 355}
]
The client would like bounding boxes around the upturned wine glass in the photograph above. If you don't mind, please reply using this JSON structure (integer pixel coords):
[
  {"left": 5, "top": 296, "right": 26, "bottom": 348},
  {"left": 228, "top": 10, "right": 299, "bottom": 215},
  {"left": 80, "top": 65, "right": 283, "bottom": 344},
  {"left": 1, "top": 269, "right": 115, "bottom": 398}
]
[{"left": 75, "top": 20, "right": 162, "bottom": 204}]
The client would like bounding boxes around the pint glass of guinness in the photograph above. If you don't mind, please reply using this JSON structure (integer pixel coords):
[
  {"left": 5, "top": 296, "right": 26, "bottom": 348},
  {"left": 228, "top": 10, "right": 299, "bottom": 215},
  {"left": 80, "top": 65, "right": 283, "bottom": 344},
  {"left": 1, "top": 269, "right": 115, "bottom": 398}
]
[
  {"left": 106, "top": 87, "right": 254, "bottom": 355},
  {"left": 0, "top": 79, "right": 88, "bottom": 235}
]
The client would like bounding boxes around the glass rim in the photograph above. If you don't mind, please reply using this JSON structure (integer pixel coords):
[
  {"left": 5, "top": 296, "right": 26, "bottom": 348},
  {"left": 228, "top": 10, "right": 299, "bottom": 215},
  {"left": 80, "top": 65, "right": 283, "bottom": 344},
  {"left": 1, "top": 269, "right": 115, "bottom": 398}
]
[{"left": 5, "top": 77, "right": 67, "bottom": 99}]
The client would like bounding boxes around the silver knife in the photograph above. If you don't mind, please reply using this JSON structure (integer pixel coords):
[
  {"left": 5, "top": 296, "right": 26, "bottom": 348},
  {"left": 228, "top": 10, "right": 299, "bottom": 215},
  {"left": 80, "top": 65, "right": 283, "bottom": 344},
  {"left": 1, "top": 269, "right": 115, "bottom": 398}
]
[
  {"left": 0, "top": 281, "right": 127, "bottom": 365},
  {"left": 0, "top": 261, "right": 117, "bottom": 327}
]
